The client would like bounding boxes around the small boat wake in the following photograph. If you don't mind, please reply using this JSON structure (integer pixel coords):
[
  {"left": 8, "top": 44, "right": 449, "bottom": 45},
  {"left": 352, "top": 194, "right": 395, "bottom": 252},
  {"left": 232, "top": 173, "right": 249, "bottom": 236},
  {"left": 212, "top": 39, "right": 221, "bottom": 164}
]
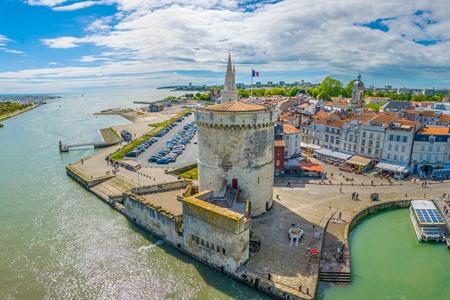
[{"left": 138, "top": 240, "right": 164, "bottom": 253}]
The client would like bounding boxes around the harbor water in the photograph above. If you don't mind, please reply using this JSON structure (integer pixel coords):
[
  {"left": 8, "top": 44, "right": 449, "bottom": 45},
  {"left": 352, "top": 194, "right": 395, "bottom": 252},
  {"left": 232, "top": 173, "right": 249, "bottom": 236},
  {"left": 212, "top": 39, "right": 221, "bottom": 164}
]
[{"left": 0, "top": 92, "right": 448, "bottom": 299}]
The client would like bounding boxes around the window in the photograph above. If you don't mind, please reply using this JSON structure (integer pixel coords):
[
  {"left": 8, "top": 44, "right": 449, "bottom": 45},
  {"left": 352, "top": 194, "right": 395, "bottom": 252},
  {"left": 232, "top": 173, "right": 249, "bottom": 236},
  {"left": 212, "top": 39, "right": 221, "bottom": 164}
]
[
  {"left": 325, "top": 135, "right": 329, "bottom": 142},
  {"left": 389, "top": 134, "right": 394, "bottom": 141},
  {"left": 428, "top": 145, "right": 433, "bottom": 151},
  {"left": 401, "top": 145, "right": 405, "bottom": 152},
  {"left": 388, "top": 144, "right": 392, "bottom": 151},
  {"left": 336, "top": 138, "right": 340, "bottom": 145},
  {"left": 370, "top": 133, "right": 373, "bottom": 139},
  {"left": 330, "top": 136, "right": 334, "bottom": 143},
  {"left": 222, "top": 248, "right": 226, "bottom": 255},
  {"left": 369, "top": 140, "right": 373, "bottom": 146},
  {"left": 368, "top": 148, "right": 372, "bottom": 155},
  {"left": 376, "top": 141, "right": 380, "bottom": 148},
  {"left": 362, "top": 131, "right": 366, "bottom": 138},
  {"left": 395, "top": 145, "right": 399, "bottom": 151},
  {"left": 436, "top": 146, "right": 441, "bottom": 152},
  {"left": 337, "top": 129, "right": 341, "bottom": 135},
  {"left": 375, "top": 149, "right": 379, "bottom": 156},
  {"left": 396, "top": 135, "right": 400, "bottom": 142},
  {"left": 394, "top": 154, "right": 397, "bottom": 160},
  {"left": 387, "top": 154, "right": 391, "bottom": 159},
  {"left": 403, "top": 136, "right": 407, "bottom": 143},
  {"left": 362, "top": 139, "right": 366, "bottom": 146},
  {"left": 360, "top": 147, "right": 365, "bottom": 153}
]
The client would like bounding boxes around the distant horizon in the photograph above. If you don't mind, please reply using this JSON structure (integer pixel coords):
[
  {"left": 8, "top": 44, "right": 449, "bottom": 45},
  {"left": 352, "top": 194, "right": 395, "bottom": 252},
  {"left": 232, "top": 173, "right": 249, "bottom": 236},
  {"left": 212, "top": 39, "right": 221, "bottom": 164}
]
[{"left": 1, "top": 0, "right": 449, "bottom": 93}]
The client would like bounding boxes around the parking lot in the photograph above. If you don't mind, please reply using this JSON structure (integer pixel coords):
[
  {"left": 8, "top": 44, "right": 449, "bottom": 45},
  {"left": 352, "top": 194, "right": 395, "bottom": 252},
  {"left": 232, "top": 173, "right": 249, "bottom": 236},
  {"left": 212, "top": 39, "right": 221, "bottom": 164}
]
[{"left": 132, "top": 114, "right": 198, "bottom": 168}]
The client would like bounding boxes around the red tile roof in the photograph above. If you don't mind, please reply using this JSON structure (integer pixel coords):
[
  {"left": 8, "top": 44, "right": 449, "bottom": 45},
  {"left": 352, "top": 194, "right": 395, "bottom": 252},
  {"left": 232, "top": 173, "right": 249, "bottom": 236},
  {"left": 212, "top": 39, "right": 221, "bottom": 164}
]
[
  {"left": 417, "top": 126, "right": 449, "bottom": 135},
  {"left": 283, "top": 124, "right": 300, "bottom": 134},
  {"left": 205, "top": 101, "right": 266, "bottom": 112}
]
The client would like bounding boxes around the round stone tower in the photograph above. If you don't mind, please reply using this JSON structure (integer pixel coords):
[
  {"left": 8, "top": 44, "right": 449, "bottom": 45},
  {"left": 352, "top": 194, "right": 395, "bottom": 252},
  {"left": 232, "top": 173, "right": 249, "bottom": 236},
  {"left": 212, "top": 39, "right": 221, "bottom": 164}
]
[{"left": 195, "top": 101, "right": 278, "bottom": 216}]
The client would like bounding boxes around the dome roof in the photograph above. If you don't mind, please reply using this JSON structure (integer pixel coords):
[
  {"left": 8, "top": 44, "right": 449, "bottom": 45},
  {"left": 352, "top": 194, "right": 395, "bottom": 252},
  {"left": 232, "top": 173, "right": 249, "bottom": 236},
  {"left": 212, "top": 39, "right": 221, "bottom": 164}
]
[
  {"left": 205, "top": 101, "right": 266, "bottom": 113},
  {"left": 353, "top": 73, "right": 364, "bottom": 88}
]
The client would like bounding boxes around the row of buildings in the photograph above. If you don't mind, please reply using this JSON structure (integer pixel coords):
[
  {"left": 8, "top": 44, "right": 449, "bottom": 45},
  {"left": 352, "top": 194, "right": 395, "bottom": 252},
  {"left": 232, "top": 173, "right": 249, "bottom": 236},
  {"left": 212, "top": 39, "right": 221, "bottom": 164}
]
[{"left": 243, "top": 74, "right": 450, "bottom": 179}]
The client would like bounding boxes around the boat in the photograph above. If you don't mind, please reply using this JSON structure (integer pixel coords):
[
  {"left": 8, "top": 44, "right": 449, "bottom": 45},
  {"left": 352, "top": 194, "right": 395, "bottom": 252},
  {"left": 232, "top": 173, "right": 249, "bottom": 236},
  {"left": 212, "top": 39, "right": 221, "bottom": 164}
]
[{"left": 409, "top": 200, "right": 445, "bottom": 242}]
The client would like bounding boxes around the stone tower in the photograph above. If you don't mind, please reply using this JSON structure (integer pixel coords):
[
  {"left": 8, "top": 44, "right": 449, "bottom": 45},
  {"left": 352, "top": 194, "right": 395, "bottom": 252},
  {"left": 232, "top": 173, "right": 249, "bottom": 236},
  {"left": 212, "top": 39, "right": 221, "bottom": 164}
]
[
  {"left": 351, "top": 73, "right": 365, "bottom": 109},
  {"left": 219, "top": 53, "right": 239, "bottom": 103},
  {"left": 194, "top": 57, "right": 278, "bottom": 216}
]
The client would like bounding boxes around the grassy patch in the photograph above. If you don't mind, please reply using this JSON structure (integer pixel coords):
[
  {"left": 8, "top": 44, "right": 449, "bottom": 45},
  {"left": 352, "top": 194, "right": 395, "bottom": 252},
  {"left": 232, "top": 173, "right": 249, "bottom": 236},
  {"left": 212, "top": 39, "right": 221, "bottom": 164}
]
[
  {"left": 109, "top": 109, "right": 191, "bottom": 161},
  {"left": 100, "top": 127, "right": 121, "bottom": 144},
  {"left": 0, "top": 102, "right": 33, "bottom": 121},
  {"left": 179, "top": 166, "right": 198, "bottom": 180}
]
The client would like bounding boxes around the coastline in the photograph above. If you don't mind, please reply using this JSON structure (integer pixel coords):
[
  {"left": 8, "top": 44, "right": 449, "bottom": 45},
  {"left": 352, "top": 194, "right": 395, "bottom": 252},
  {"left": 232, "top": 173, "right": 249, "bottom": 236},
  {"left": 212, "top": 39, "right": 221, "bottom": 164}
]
[{"left": 0, "top": 103, "right": 39, "bottom": 123}]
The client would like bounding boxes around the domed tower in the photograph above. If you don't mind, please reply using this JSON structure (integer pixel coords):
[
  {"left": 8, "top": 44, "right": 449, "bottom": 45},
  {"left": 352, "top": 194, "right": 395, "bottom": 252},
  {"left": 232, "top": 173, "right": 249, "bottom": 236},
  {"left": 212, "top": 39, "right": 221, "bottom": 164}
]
[
  {"left": 351, "top": 73, "right": 365, "bottom": 109},
  {"left": 195, "top": 102, "right": 277, "bottom": 216}
]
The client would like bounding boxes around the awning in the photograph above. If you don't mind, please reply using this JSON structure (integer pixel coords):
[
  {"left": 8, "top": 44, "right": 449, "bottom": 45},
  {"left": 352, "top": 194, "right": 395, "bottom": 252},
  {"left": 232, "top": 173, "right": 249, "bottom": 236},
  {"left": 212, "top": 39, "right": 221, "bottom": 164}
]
[
  {"left": 313, "top": 148, "right": 352, "bottom": 161},
  {"left": 375, "top": 161, "right": 409, "bottom": 173},
  {"left": 300, "top": 163, "right": 324, "bottom": 173},
  {"left": 346, "top": 155, "right": 372, "bottom": 167},
  {"left": 300, "top": 142, "right": 321, "bottom": 150}
]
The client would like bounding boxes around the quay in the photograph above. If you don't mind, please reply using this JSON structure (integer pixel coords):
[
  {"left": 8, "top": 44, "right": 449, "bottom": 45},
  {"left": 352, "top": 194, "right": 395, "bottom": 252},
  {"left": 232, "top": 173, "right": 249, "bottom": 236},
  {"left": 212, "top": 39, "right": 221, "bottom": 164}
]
[{"left": 434, "top": 199, "right": 450, "bottom": 249}]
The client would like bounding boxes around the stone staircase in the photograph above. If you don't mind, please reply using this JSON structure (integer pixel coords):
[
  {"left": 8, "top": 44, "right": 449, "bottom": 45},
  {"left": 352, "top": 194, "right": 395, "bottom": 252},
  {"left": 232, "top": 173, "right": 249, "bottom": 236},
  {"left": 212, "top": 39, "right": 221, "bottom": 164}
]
[{"left": 318, "top": 271, "right": 351, "bottom": 284}]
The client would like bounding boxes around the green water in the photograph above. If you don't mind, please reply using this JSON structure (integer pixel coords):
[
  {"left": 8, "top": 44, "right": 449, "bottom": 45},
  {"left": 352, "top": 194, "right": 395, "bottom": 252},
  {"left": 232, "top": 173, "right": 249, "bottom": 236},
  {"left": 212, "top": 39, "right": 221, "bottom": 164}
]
[
  {"left": 318, "top": 209, "right": 450, "bottom": 300},
  {"left": 1, "top": 93, "right": 448, "bottom": 300}
]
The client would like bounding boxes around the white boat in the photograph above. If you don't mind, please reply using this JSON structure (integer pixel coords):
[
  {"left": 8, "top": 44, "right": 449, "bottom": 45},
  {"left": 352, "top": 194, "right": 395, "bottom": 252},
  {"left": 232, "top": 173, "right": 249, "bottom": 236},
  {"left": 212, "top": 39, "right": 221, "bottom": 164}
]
[{"left": 409, "top": 200, "right": 445, "bottom": 242}]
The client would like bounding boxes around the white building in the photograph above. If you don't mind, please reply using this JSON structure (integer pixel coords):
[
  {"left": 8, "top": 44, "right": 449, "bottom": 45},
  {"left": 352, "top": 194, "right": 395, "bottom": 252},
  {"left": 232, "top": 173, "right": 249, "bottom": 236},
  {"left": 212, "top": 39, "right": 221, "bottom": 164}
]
[
  {"left": 381, "top": 120, "right": 418, "bottom": 165},
  {"left": 282, "top": 124, "right": 301, "bottom": 158},
  {"left": 357, "top": 113, "right": 398, "bottom": 159},
  {"left": 411, "top": 126, "right": 450, "bottom": 174}
]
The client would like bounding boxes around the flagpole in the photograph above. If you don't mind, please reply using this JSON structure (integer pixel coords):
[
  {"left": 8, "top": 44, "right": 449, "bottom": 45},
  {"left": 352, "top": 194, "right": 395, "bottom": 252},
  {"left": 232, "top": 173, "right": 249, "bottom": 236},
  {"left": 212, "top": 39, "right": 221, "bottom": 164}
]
[{"left": 250, "top": 68, "right": 253, "bottom": 99}]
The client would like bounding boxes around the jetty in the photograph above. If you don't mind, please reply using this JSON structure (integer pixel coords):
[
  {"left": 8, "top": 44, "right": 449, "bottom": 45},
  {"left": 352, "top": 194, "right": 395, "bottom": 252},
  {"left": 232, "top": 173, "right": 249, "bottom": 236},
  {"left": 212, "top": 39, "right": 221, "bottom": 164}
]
[{"left": 59, "top": 140, "right": 120, "bottom": 152}]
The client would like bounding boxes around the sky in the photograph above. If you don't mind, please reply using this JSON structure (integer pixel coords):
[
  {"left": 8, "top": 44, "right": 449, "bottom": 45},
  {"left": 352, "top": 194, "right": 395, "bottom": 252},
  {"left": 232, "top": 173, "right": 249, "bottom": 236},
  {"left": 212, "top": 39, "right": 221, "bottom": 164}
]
[{"left": 0, "top": 0, "right": 449, "bottom": 93}]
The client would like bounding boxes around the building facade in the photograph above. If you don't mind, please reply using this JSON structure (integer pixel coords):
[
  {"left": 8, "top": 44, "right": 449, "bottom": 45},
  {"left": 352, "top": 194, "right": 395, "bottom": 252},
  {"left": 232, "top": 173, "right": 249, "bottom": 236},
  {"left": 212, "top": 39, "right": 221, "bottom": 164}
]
[
  {"left": 381, "top": 120, "right": 418, "bottom": 165},
  {"left": 282, "top": 124, "right": 301, "bottom": 158},
  {"left": 411, "top": 126, "right": 450, "bottom": 173}
]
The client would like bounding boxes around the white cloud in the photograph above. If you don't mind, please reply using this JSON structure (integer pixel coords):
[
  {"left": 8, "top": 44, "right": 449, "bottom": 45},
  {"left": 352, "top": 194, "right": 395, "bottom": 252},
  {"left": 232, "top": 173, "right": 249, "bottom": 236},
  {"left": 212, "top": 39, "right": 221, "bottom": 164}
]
[
  {"left": 0, "top": 34, "right": 24, "bottom": 55},
  {"left": 3, "top": 0, "right": 450, "bottom": 92}
]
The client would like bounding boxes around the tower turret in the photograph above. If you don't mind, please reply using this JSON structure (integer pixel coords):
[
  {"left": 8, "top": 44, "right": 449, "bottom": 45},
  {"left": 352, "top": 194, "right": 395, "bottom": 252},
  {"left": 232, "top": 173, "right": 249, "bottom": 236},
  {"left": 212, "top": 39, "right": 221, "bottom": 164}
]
[{"left": 219, "top": 53, "right": 239, "bottom": 103}]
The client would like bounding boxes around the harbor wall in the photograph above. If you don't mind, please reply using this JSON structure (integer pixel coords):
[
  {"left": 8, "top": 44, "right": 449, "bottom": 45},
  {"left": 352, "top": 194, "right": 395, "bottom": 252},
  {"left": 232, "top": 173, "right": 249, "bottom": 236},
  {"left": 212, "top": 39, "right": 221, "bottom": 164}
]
[
  {"left": 123, "top": 195, "right": 182, "bottom": 246},
  {"left": 66, "top": 165, "right": 115, "bottom": 188},
  {"left": 346, "top": 199, "right": 411, "bottom": 238}
]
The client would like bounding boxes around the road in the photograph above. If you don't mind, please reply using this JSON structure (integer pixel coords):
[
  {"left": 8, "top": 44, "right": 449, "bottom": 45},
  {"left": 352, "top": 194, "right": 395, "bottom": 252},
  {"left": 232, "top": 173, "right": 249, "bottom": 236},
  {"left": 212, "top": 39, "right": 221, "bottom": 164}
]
[{"left": 134, "top": 113, "right": 198, "bottom": 168}]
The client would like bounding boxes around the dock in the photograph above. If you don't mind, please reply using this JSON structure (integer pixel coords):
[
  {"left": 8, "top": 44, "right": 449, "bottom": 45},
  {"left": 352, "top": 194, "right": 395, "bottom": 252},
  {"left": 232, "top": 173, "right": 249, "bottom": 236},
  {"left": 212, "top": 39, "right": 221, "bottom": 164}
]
[
  {"left": 433, "top": 198, "right": 450, "bottom": 249},
  {"left": 59, "top": 140, "right": 120, "bottom": 152}
]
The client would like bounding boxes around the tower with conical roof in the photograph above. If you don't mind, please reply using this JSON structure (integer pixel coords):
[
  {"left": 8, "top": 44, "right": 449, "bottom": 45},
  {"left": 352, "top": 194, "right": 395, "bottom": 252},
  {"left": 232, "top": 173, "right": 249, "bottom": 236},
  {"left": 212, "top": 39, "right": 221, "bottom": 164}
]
[
  {"left": 351, "top": 72, "right": 365, "bottom": 109},
  {"left": 219, "top": 53, "right": 239, "bottom": 103}
]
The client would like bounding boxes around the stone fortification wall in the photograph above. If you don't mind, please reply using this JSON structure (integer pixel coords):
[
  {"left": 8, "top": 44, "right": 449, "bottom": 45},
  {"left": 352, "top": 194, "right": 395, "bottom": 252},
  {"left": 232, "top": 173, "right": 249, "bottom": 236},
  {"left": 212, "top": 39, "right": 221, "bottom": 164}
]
[
  {"left": 131, "top": 181, "right": 189, "bottom": 195},
  {"left": 124, "top": 195, "right": 182, "bottom": 245},
  {"left": 182, "top": 198, "right": 250, "bottom": 272},
  {"left": 195, "top": 110, "right": 277, "bottom": 216}
]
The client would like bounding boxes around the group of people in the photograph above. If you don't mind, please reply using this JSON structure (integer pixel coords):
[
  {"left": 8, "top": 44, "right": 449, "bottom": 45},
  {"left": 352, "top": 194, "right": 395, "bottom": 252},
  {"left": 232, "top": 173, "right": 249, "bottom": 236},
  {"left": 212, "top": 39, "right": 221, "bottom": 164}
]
[{"left": 351, "top": 192, "right": 359, "bottom": 201}]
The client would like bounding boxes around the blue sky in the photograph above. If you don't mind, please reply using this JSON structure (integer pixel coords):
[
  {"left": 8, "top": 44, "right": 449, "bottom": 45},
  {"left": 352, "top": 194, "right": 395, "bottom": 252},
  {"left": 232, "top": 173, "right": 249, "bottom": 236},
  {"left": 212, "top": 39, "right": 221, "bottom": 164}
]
[{"left": 0, "top": 0, "right": 449, "bottom": 93}]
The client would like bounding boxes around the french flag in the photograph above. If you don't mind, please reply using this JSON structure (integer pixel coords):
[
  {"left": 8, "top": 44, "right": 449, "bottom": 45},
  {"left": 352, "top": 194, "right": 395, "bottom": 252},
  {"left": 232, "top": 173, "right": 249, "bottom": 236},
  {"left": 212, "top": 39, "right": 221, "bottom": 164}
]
[{"left": 252, "top": 69, "right": 259, "bottom": 77}]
